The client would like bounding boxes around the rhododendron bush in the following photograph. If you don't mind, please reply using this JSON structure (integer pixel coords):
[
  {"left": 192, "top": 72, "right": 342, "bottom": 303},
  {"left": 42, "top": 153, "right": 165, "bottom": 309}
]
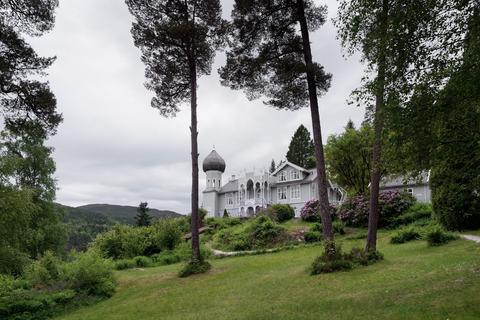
[
  {"left": 337, "top": 191, "right": 415, "bottom": 228},
  {"left": 300, "top": 200, "right": 337, "bottom": 222}
]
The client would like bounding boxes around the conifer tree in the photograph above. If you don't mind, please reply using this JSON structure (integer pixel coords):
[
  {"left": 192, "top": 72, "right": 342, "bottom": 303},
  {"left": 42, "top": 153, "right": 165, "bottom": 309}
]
[
  {"left": 125, "top": 0, "right": 227, "bottom": 272},
  {"left": 269, "top": 159, "right": 276, "bottom": 174},
  {"left": 286, "top": 125, "right": 314, "bottom": 169},
  {"left": 135, "top": 202, "right": 151, "bottom": 227},
  {"left": 219, "top": 0, "right": 335, "bottom": 241}
]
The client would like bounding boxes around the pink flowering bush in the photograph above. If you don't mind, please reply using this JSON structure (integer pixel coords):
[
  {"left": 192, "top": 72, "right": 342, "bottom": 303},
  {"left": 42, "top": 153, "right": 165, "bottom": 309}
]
[
  {"left": 338, "top": 191, "right": 415, "bottom": 228},
  {"left": 300, "top": 200, "right": 337, "bottom": 222}
]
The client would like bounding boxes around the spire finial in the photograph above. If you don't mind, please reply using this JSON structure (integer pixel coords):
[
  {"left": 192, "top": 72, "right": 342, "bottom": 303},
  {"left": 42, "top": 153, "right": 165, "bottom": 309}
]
[{"left": 213, "top": 144, "right": 215, "bottom": 150}]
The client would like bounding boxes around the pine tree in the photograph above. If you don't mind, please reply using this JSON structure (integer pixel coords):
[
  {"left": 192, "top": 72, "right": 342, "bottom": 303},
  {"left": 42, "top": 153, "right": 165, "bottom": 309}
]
[
  {"left": 269, "top": 159, "right": 276, "bottom": 173},
  {"left": 286, "top": 125, "right": 314, "bottom": 169},
  {"left": 135, "top": 202, "right": 151, "bottom": 227},
  {"left": 0, "top": 0, "right": 62, "bottom": 135},
  {"left": 125, "top": 0, "right": 227, "bottom": 270},
  {"left": 219, "top": 0, "right": 335, "bottom": 241}
]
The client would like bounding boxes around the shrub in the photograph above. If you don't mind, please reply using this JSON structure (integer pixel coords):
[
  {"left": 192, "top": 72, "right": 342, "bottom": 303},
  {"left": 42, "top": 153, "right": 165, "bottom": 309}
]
[
  {"left": 151, "top": 251, "right": 182, "bottom": 266},
  {"left": 212, "top": 216, "right": 290, "bottom": 251},
  {"left": 223, "top": 209, "right": 229, "bottom": 218},
  {"left": 390, "top": 228, "right": 422, "bottom": 244},
  {"left": 0, "top": 246, "right": 31, "bottom": 276},
  {"left": 344, "top": 247, "right": 384, "bottom": 266},
  {"left": 333, "top": 221, "right": 346, "bottom": 235},
  {"left": 338, "top": 191, "right": 415, "bottom": 228},
  {"left": 392, "top": 203, "right": 433, "bottom": 227},
  {"left": 311, "top": 242, "right": 352, "bottom": 274},
  {"left": 268, "top": 204, "right": 295, "bottom": 222},
  {"left": 311, "top": 222, "right": 322, "bottom": 232},
  {"left": 304, "top": 231, "right": 322, "bottom": 243},
  {"left": 24, "top": 251, "right": 61, "bottom": 287},
  {"left": 150, "top": 218, "right": 182, "bottom": 251},
  {"left": 62, "top": 251, "right": 115, "bottom": 297},
  {"left": 300, "top": 200, "right": 337, "bottom": 222},
  {"left": 133, "top": 256, "right": 151, "bottom": 268},
  {"left": 92, "top": 225, "right": 148, "bottom": 259},
  {"left": 178, "top": 259, "right": 211, "bottom": 278},
  {"left": 114, "top": 259, "right": 136, "bottom": 270},
  {"left": 426, "top": 226, "right": 458, "bottom": 246}
]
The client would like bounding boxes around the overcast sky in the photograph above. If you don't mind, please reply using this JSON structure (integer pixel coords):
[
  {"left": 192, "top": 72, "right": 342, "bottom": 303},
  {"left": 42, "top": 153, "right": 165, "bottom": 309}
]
[{"left": 28, "top": 0, "right": 365, "bottom": 214}]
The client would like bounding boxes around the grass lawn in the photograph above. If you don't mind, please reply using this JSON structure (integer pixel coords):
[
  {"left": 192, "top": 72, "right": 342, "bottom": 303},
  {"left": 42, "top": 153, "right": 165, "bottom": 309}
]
[{"left": 57, "top": 233, "right": 480, "bottom": 320}]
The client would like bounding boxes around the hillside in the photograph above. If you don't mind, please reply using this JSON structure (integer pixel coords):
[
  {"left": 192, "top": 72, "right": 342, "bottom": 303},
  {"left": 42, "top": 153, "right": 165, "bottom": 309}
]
[
  {"left": 74, "top": 203, "right": 182, "bottom": 225},
  {"left": 60, "top": 203, "right": 182, "bottom": 251},
  {"left": 56, "top": 233, "right": 480, "bottom": 320}
]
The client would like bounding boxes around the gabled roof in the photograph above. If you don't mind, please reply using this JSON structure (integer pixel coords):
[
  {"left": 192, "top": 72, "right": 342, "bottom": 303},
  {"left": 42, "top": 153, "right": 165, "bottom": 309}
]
[
  {"left": 380, "top": 171, "right": 430, "bottom": 188},
  {"left": 270, "top": 161, "right": 309, "bottom": 176}
]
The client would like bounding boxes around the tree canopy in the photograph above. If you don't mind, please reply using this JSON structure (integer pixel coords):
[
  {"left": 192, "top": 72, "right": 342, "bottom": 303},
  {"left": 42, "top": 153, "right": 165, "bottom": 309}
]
[{"left": 286, "top": 125, "right": 314, "bottom": 169}]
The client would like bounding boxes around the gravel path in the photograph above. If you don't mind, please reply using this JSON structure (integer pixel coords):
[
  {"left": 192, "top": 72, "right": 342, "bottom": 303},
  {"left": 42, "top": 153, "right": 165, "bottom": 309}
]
[{"left": 461, "top": 235, "right": 480, "bottom": 243}]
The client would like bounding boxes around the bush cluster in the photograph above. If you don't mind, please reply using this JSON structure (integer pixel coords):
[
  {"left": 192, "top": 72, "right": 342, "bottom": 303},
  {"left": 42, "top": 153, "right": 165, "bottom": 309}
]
[
  {"left": 268, "top": 204, "right": 295, "bottom": 222},
  {"left": 304, "top": 231, "right": 322, "bottom": 243},
  {"left": 392, "top": 203, "right": 433, "bottom": 227},
  {"left": 300, "top": 200, "right": 337, "bottom": 222},
  {"left": 338, "top": 191, "right": 415, "bottom": 228},
  {"left": 92, "top": 218, "right": 184, "bottom": 259},
  {"left": 311, "top": 242, "right": 383, "bottom": 275},
  {"left": 0, "top": 250, "right": 115, "bottom": 320},
  {"left": 426, "top": 226, "right": 458, "bottom": 246},
  {"left": 390, "top": 227, "right": 422, "bottom": 244},
  {"left": 212, "top": 216, "right": 291, "bottom": 251}
]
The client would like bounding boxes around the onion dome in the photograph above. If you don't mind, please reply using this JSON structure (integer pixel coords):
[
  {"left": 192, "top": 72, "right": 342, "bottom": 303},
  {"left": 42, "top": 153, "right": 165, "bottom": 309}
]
[{"left": 202, "top": 150, "right": 226, "bottom": 172}]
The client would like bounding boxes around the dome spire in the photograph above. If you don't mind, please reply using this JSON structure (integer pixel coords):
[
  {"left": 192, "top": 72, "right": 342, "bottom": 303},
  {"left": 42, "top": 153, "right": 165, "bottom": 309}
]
[{"left": 202, "top": 149, "right": 226, "bottom": 173}]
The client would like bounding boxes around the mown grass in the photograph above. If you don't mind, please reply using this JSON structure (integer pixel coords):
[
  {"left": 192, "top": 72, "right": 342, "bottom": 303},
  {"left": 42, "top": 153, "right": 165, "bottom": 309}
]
[{"left": 57, "top": 232, "right": 480, "bottom": 320}]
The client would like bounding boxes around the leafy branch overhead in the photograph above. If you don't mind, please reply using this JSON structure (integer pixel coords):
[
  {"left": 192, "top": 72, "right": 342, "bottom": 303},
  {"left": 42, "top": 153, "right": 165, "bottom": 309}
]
[{"left": 219, "top": 0, "right": 331, "bottom": 110}]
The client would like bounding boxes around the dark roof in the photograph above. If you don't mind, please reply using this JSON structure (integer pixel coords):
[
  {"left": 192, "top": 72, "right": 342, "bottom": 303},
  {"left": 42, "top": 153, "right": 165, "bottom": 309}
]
[
  {"left": 202, "top": 150, "right": 226, "bottom": 173},
  {"left": 219, "top": 179, "right": 238, "bottom": 194}
]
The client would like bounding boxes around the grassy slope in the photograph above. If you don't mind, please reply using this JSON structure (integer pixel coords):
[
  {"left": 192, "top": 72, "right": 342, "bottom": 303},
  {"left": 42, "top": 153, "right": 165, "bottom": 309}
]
[{"left": 58, "top": 233, "right": 480, "bottom": 320}]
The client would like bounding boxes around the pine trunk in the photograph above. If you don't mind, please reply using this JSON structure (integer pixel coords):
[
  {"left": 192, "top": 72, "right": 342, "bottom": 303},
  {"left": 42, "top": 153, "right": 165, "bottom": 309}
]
[
  {"left": 365, "top": 0, "right": 389, "bottom": 252},
  {"left": 297, "top": 0, "right": 333, "bottom": 240},
  {"left": 189, "top": 59, "right": 201, "bottom": 261}
]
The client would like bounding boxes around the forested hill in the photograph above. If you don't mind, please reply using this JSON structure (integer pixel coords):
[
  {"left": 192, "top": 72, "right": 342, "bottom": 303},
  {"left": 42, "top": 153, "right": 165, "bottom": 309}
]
[
  {"left": 59, "top": 203, "right": 183, "bottom": 251},
  {"left": 66, "top": 203, "right": 182, "bottom": 225}
]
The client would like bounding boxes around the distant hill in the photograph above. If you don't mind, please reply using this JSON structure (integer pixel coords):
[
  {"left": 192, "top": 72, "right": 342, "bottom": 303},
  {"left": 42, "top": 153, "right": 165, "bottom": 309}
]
[
  {"left": 73, "top": 203, "right": 182, "bottom": 225},
  {"left": 59, "top": 203, "right": 182, "bottom": 251}
]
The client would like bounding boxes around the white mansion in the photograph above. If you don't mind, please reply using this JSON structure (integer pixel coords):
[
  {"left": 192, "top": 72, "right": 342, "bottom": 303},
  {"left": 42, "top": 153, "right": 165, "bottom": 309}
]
[{"left": 201, "top": 149, "right": 346, "bottom": 218}]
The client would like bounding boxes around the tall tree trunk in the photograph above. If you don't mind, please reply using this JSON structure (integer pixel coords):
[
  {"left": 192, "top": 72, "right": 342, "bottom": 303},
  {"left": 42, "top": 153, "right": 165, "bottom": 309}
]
[
  {"left": 189, "top": 58, "right": 201, "bottom": 261},
  {"left": 365, "top": 0, "right": 389, "bottom": 252},
  {"left": 297, "top": 0, "right": 333, "bottom": 240}
]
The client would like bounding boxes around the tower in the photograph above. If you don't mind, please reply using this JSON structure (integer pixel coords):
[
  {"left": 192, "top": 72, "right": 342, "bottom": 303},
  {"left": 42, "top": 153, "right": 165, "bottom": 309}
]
[{"left": 202, "top": 149, "right": 226, "bottom": 217}]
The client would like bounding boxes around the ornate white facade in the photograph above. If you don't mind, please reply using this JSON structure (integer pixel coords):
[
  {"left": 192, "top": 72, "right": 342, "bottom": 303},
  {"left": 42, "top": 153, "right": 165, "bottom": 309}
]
[{"left": 202, "top": 149, "right": 346, "bottom": 218}]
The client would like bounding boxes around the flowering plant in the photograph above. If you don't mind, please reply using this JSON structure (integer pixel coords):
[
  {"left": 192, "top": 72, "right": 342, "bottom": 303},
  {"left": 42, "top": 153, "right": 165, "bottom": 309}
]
[{"left": 300, "top": 200, "right": 337, "bottom": 222}]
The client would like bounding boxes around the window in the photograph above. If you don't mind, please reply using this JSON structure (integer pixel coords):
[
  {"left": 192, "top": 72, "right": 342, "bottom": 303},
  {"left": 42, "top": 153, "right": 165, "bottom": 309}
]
[
  {"left": 279, "top": 171, "right": 287, "bottom": 181},
  {"left": 310, "top": 183, "right": 317, "bottom": 199},
  {"left": 226, "top": 193, "right": 234, "bottom": 205},
  {"left": 291, "top": 185, "right": 300, "bottom": 200},
  {"left": 277, "top": 187, "right": 287, "bottom": 200},
  {"left": 291, "top": 170, "right": 300, "bottom": 180},
  {"left": 407, "top": 188, "right": 414, "bottom": 196}
]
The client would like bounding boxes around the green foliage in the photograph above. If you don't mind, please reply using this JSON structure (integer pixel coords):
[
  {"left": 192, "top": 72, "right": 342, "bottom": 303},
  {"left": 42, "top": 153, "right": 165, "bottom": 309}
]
[
  {"left": 24, "top": 251, "right": 60, "bottom": 286},
  {"left": 150, "top": 218, "right": 182, "bottom": 251},
  {"left": 114, "top": 259, "right": 136, "bottom": 271},
  {"left": 223, "top": 209, "right": 229, "bottom": 218},
  {"left": 426, "top": 227, "right": 458, "bottom": 247},
  {"left": 269, "top": 204, "right": 295, "bottom": 222},
  {"left": 269, "top": 159, "right": 276, "bottom": 173},
  {"left": 325, "top": 124, "right": 373, "bottom": 195},
  {"left": 62, "top": 251, "right": 115, "bottom": 297},
  {"left": 390, "top": 228, "right": 422, "bottom": 244},
  {"left": 392, "top": 203, "right": 433, "bottom": 227},
  {"left": 0, "top": 246, "right": 31, "bottom": 276},
  {"left": 93, "top": 225, "right": 148, "bottom": 259},
  {"left": 286, "top": 125, "right": 315, "bottom": 169},
  {"left": 311, "top": 242, "right": 383, "bottom": 275},
  {"left": 333, "top": 221, "right": 346, "bottom": 235},
  {"left": 133, "top": 256, "right": 151, "bottom": 268},
  {"left": 178, "top": 259, "right": 211, "bottom": 278},
  {"left": 304, "top": 231, "right": 322, "bottom": 243},
  {"left": 311, "top": 242, "right": 352, "bottom": 275},
  {"left": 135, "top": 202, "right": 151, "bottom": 227},
  {"left": 212, "top": 216, "right": 290, "bottom": 251}
]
